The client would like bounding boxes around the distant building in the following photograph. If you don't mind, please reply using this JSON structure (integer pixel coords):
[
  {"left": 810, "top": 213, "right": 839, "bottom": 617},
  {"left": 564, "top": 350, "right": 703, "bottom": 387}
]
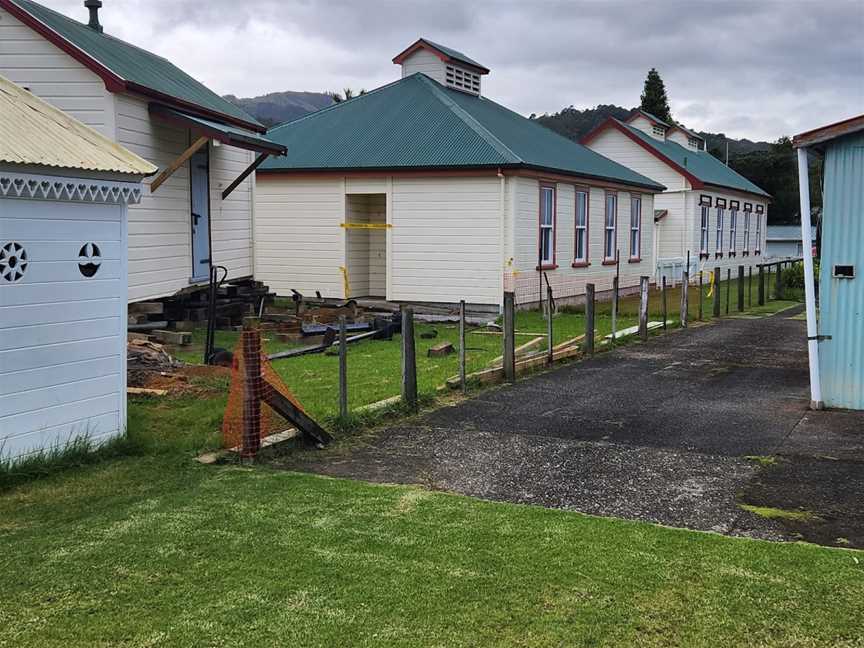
[
  {"left": 794, "top": 114, "right": 864, "bottom": 410},
  {"left": 255, "top": 39, "right": 665, "bottom": 310},
  {"left": 582, "top": 110, "right": 771, "bottom": 283},
  {"left": 765, "top": 225, "right": 815, "bottom": 259}
]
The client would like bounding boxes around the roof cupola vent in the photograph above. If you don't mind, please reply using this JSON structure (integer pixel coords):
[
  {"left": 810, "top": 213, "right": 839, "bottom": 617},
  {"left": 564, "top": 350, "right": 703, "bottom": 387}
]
[
  {"left": 393, "top": 38, "right": 489, "bottom": 96},
  {"left": 84, "top": 0, "right": 103, "bottom": 33}
]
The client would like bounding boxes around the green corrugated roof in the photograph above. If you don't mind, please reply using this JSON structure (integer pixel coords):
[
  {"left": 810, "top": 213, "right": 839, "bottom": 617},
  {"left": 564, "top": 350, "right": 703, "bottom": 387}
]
[
  {"left": 421, "top": 39, "right": 488, "bottom": 71},
  {"left": 261, "top": 74, "right": 665, "bottom": 191},
  {"left": 617, "top": 119, "right": 770, "bottom": 197},
  {"left": 8, "top": 0, "right": 262, "bottom": 129}
]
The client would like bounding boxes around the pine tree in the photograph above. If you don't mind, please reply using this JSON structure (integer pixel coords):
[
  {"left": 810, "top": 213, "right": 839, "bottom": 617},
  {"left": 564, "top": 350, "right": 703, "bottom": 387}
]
[{"left": 640, "top": 68, "right": 672, "bottom": 123}]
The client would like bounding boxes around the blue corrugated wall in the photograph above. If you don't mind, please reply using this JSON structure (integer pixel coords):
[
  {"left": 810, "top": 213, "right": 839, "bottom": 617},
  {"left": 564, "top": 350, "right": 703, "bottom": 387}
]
[{"left": 818, "top": 132, "right": 864, "bottom": 409}]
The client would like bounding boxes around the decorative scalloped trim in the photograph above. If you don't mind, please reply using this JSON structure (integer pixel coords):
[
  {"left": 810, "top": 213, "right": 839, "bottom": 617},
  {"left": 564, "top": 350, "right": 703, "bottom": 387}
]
[{"left": 0, "top": 172, "right": 143, "bottom": 205}]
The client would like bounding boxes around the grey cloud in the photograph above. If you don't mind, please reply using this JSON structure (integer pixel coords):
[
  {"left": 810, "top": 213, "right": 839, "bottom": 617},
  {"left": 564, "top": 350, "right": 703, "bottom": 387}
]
[{"left": 43, "top": 0, "right": 864, "bottom": 139}]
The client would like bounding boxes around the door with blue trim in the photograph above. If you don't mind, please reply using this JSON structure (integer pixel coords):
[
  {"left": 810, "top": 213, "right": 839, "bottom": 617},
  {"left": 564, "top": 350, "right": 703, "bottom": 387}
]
[{"left": 190, "top": 145, "right": 210, "bottom": 281}]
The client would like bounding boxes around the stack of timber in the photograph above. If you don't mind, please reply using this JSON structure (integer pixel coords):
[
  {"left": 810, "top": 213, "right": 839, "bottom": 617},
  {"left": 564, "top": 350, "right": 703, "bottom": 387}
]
[{"left": 128, "top": 278, "right": 275, "bottom": 332}]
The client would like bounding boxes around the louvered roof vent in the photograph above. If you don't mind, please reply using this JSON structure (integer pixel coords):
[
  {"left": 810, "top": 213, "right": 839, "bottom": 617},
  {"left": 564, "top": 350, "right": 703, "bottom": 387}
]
[{"left": 393, "top": 38, "right": 489, "bottom": 96}]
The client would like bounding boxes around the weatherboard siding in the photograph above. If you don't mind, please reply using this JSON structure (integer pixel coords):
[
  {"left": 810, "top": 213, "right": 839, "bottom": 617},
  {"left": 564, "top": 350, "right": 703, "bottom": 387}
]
[
  {"left": 587, "top": 128, "right": 688, "bottom": 192},
  {"left": 0, "top": 196, "right": 125, "bottom": 459},
  {"left": 254, "top": 176, "right": 345, "bottom": 298},
  {"left": 389, "top": 176, "right": 501, "bottom": 305},
  {"left": 117, "top": 93, "right": 255, "bottom": 301},
  {"left": 512, "top": 176, "right": 654, "bottom": 305},
  {"left": 209, "top": 143, "right": 255, "bottom": 280},
  {"left": 117, "top": 92, "right": 193, "bottom": 302},
  {"left": 0, "top": 6, "right": 110, "bottom": 135},
  {"left": 400, "top": 48, "right": 447, "bottom": 84}
]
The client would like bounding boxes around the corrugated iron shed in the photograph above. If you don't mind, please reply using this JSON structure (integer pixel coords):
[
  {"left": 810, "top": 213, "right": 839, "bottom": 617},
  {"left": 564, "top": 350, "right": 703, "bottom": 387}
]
[
  {"left": 0, "top": 73, "right": 157, "bottom": 176},
  {"left": 816, "top": 130, "right": 864, "bottom": 409}
]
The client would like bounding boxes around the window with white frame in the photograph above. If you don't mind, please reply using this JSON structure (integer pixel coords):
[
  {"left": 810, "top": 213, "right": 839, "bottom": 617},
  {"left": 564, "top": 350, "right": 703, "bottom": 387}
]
[
  {"left": 574, "top": 189, "right": 588, "bottom": 264},
  {"left": 629, "top": 195, "right": 642, "bottom": 260},
  {"left": 743, "top": 210, "right": 751, "bottom": 252},
  {"left": 652, "top": 125, "right": 666, "bottom": 137},
  {"left": 604, "top": 192, "right": 617, "bottom": 261},
  {"left": 715, "top": 207, "right": 724, "bottom": 255},
  {"left": 700, "top": 206, "right": 710, "bottom": 255},
  {"left": 755, "top": 212, "right": 762, "bottom": 253},
  {"left": 539, "top": 185, "right": 555, "bottom": 266},
  {"left": 729, "top": 209, "right": 737, "bottom": 255}
]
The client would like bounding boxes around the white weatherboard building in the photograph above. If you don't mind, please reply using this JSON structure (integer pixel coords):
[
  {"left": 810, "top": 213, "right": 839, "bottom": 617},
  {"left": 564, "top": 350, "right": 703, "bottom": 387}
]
[
  {"left": 0, "top": 74, "right": 155, "bottom": 460},
  {"left": 582, "top": 110, "right": 771, "bottom": 283},
  {"left": 255, "top": 39, "right": 665, "bottom": 310},
  {"left": 0, "top": 0, "right": 285, "bottom": 303}
]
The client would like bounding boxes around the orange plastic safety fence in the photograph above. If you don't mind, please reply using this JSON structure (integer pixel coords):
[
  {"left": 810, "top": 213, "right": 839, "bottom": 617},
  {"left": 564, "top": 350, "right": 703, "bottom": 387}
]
[{"left": 222, "top": 330, "right": 309, "bottom": 452}]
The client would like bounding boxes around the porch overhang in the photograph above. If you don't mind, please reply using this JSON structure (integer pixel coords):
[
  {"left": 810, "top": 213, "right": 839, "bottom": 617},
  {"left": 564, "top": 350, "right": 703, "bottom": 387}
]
[{"left": 149, "top": 104, "right": 287, "bottom": 156}]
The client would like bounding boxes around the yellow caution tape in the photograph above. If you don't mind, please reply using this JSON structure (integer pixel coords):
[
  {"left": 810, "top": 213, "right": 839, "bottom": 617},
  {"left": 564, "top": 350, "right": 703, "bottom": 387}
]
[
  {"left": 339, "top": 265, "right": 350, "bottom": 299},
  {"left": 706, "top": 270, "right": 715, "bottom": 297},
  {"left": 340, "top": 223, "right": 392, "bottom": 229}
]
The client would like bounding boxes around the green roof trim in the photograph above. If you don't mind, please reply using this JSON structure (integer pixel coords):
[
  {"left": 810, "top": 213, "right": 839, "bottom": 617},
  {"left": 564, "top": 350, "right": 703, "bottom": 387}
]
[
  {"left": 4, "top": 0, "right": 263, "bottom": 130},
  {"left": 261, "top": 74, "right": 665, "bottom": 191},
  {"left": 617, "top": 120, "right": 770, "bottom": 197}
]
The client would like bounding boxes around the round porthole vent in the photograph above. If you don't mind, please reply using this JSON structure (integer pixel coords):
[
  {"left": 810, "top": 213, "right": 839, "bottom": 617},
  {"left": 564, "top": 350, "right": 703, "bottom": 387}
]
[
  {"left": 0, "top": 241, "right": 28, "bottom": 282},
  {"left": 78, "top": 243, "right": 102, "bottom": 278}
]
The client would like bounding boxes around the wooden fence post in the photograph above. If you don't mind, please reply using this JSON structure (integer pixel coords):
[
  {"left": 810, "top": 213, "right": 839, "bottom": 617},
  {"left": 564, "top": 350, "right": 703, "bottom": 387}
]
[
  {"left": 585, "top": 283, "right": 595, "bottom": 355},
  {"left": 775, "top": 262, "right": 784, "bottom": 300},
  {"left": 726, "top": 268, "right": 731, "bottom": 314},
  {"left": 748, "top": 265, "right": 753, "bottom": 308},
  {"left": 241, "top": 316, "right": 263, "bottom": 459},
  {"left": 698, "top": 271, "right": 704, "bottom": 321},
  {"left": 639, "top": 276, "right": 649, "bottom": 341},
  {"left": 338, "top": 316, "right": 348, "bottom": 418},
  {"left": 401, "top": 307, "right": 417, "bottom": 408},
  {"left": 610, "top": 275, "right": 619, "bottom": 341},
  {"left": 546, "top": 283, "right": 554, "bottom": 364},
  {"left": 713, "top": 266, "right": 721, "bottom": 318},
  {"left": 503, "top": 292, "right": 516, "bottom": 382},
  {"left": 758, "top": 264, "right": 765, "bottom": 305},
  {"left": 458, "top": 300, "right": 466, "bottom": 394},
  {"left": 680, "top": 271, "right": 689, "bottom": 328},
  {"left": 661, "top": 275, "right": 667, "bottom": 330},
  {"left": 737, "top": 265, "right": 745, "bottom": 312}
]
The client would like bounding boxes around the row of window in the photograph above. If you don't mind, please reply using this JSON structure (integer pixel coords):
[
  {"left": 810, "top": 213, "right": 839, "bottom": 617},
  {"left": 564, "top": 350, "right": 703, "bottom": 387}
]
[
  {"left": 699, "top": 205, "right": 763, "bottom": 257},
  {"left": 539, "top": 185, "right": 641, "bottom": 268}
]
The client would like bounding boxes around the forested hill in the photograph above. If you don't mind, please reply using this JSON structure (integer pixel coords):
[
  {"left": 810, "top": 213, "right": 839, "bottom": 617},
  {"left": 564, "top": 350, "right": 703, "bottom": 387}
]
[{"left": 223, "top": 90, "right": 334, "bottom": 127}]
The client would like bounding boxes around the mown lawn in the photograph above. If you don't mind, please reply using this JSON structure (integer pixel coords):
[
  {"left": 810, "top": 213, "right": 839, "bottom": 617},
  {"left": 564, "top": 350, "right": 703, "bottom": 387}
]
[
  {"left": 1, "top": 451, "right": 862, "bottom": 648},
  {"left": 3, "top": 269, "right": 857, "bottom": 647}
]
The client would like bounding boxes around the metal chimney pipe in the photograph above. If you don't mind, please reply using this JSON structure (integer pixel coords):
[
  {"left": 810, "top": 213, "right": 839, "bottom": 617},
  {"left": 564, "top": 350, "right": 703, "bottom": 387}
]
[{"left": 84, "top": 0, "right": 103, "bottom": 33}]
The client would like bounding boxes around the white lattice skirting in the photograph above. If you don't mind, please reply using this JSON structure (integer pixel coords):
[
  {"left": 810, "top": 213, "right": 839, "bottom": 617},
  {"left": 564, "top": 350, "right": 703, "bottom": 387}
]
[{"left": 0, "top": 171, "right": 143, "bottom": 204}]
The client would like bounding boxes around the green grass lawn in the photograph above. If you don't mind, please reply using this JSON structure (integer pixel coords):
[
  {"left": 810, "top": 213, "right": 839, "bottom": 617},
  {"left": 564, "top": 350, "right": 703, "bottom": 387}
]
[
  {"left": 1, "top": 452, "right": 862, "bottom": 648},
  {"left": 166, "top": 271, "right": 799, "bottom": 425},
  {"left": 3, "top": 268, "right": 856, "bottom": 647}
]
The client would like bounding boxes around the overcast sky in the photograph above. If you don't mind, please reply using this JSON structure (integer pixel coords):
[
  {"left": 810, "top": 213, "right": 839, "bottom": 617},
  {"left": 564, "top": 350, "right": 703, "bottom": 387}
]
[{"left": 43, "top": 0, "right": 864, "bottom": 141}]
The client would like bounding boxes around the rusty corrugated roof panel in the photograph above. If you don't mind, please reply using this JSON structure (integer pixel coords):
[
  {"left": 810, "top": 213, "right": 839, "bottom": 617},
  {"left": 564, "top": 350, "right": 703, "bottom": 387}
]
[{"left": 0, "top": 74, "right": 157, "bottom": 176}]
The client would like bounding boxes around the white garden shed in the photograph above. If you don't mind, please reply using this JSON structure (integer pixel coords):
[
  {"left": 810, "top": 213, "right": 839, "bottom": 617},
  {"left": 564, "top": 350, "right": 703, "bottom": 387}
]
[{"left": 0, "top": 74, "right": 155, "bottom": 460}]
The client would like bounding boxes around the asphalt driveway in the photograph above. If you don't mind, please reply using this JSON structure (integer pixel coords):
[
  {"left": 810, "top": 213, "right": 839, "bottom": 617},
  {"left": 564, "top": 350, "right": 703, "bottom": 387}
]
[{"left": 282, "top": 307, "right": 864, "bottom": 547}]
